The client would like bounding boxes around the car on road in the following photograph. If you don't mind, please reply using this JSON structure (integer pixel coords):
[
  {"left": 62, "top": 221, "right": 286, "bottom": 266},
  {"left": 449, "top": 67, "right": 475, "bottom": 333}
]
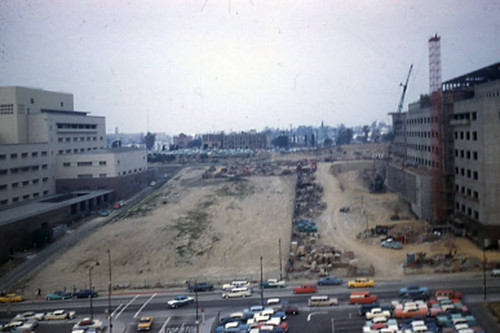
[
  {"left": 188, "top": 282, "right": 214, "bottom": 292},
  {"left": 293, "top": 283, "right": 317, "bottom": 294},
  {"left": 72, "top": 318, "right": 104, "bottom": 331},
  {"left": 260, "top": 279, "right": 286, "bottom": 288},
  {"left": 317, "top": 275, "right": 343, "bottom": 286},
  {"left": 222, "top": 287, "right": 252, "bottom": 298},
  {"left": 491, "top": 269, "right": 500, "bottom": 277},
  {"left": 349, "top": 291, "right": 378, "bottom": 304},
  {"left": 223, "top": 279, "right": 251, "bottom": 291},
  {"left": 98, "top": 210, "right": 110, "bottom": 217},
  {"left": 168, "top": 295, "right": 194, "bottom": 308},
  {"left": 45, "top": 290, "right": 72, "bottom": 300},
  {"left": 381, "top": 239, "right": 403, "bottom": 249},
  {"left": 0, "top": 293, "right": 23, "bottom": 303},
  {"left": 348, "top": 277, "right": 374, "bottom": 288},
  {"left": 308, "top": 295, "right": 338, "bottom": 306},
  {"left": 44, "top": 309, "right": 76, "bottom": 320},
  {"left": 137, "top": 316, "right": 154, "bottom": 331},
  {"left": 73, "top": 289, "right": 98, "bottom": 298}
]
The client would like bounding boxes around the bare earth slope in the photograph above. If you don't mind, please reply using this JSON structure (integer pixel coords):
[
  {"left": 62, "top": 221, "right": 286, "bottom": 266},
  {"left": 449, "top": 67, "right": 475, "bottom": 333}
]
[{"left": 25, "top": 167, "right": 295, "bottom": 294}]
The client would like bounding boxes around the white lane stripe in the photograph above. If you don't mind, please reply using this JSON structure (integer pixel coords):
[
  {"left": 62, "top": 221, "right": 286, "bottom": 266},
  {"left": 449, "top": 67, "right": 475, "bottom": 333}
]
[
  {"left": 134, "top": 293, "right": 157, "bottom": 318},
  {"left": 159, "top": 316, "right": 171, "bottom": 333},
  {"left": 115, "top": 294, "right": 139, "bottom": 319},
  {"left": 111, "top": 303, "right": 123, "bottom": 317}
]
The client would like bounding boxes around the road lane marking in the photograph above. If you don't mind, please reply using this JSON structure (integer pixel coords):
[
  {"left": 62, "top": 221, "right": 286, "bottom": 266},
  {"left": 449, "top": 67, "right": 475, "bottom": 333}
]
[
  {"left": 111, "top": 303, "right": 123, "bottom": 317},
  {"left": 115, "top": 294, "right": 139, "bottom": 319},
  {"left": 134, "top": 293, "right": 157, "bottom": 318},
  {"left": 307, "top": 311, "right": 327, "bottom": 321},
  {"left": 159, "top": 316, "right": 171, "bottom": 333}
]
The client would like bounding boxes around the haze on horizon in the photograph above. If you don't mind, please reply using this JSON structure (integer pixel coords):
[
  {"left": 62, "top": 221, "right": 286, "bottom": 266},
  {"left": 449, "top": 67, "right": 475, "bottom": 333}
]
[{"left": 1, "top": 0, "right": 499, "bottom": 135}]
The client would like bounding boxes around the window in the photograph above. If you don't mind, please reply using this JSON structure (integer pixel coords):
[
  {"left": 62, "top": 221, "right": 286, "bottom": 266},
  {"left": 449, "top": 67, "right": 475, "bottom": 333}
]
[
  {"left": 473, "top": 171, "right": 478, "bottom": 180},
  {"left": 12, "top": 197, "right": 19, "bottom": 202},
  {"left": 12, "top": 182, "right": 18, "bottom": 188},
  {"left": 474, "top": 211, "right": 479, "bottom": 219},
  {"left": 10, "top": 153, "right": 17, "bottom": 159},
  {"left": 473, "top": 132, "right": 477, "bottom": 141},
  {"left": 33, "top": 179, "right": 39, "bottom": 184},
  {"left": 41, "top": 151, "right": 47, "bottom": 156},
  {"left": 43, "top": 190, "right": 48, "bottom": 195},
  {"left": 77, "top": 174, "right": 93, "bottom": 179},
  {"left": 63, "top": 162, "right": 71, "bottom": 167},
  {"left": 466, "top": 151, "right": 470, "bottom": 159},
  {"left": 42, "top": 164, "right": 48, "bottom": 169},
  {"left": 0, "top": 104, "right": 14, "bottom": 114},
  {"left": 11, "top": 168, "right": 18, "bottom": 174},
  {"left": 42, "top": 177, "right": 48, "bottom": 182},
  {"left": 0, "top": 154, "right": 5, "bottom": 160},
  {"left": 77, "top": 161, "right": 92, "bottom": 166},
  {"left": 99, "top": 173, "right": 107, "bottom": 178},
  {"left": 23, "top": 194, "right": 30, "bottom": 200},
  {"left": 473, "top": 152, "right": 478, "bottom": 160},
  {"left": 32, "top": 152, "right": 38, "bottom": 157},
  {"left": 466, "top": 132, "right": 470, "bottom": 140},
  {"left": 474, "top": 191, "right": 479, "bottom": 199},
  {"left": 22, "top": 180, "right": 29, "bottom": 186},
  {"left": 33, "top": 192, "right": 39, "bottom": 198},
  {"left": 472, "top": 112, "right": 477, "bottom": 120},
  {"left": 0, "top": 184, "right": 7, "bottom": 190},
  {"left": 99, "top": 161, "right": 106, "bottom": 166}
]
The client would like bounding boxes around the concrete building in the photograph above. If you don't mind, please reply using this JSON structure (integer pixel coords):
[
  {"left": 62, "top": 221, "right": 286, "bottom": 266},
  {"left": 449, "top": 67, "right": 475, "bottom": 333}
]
[
  {"left": 0, "top": 86, "right": 147, "bottom": 262},
  {"left": 201, "top": 131, "right": 269, "bottom": 150},
  {"left": 388, "top": 62, "right": 500, "bottom": 246}
]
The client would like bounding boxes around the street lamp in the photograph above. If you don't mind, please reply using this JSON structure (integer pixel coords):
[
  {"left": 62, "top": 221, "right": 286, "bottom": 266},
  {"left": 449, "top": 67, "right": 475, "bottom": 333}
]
[
  {"left": 89, "top": 266, "right": 94, "bottom": 320},
  {"left": 107, "top": 249, "right": 113, "bottom": 333},
  {"left": 260, "top": 256, "right": 264, "bottom": 307}
]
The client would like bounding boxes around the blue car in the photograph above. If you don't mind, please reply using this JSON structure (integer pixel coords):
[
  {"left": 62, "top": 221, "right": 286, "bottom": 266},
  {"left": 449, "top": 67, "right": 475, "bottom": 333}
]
[
  {"left": 45, "top": 290, "right": 72, "bottom": 300},
  {"left": 317, "top": 275, "right": 343, "bottom": 286}
]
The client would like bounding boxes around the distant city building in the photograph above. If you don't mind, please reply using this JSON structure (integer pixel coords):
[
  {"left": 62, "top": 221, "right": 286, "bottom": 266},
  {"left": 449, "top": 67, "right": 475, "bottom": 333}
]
[
  {"left": 201, "top": 130, "right": 269, "bottom": 149},
  {"left": 173, "top": 133, "right": 193, "bottom": 149},
  {"left": 387, "top": 62, "right": 500, "bottom": 247}
]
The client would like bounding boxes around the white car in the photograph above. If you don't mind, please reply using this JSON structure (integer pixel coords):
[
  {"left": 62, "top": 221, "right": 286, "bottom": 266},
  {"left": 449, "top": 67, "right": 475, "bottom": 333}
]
[
  {"left": 491, "top": 269, "right": 500, "bottom": 277},
  {"left": 72, "top": 318, "right": 104, "bottom": 331},
  {"left": 365, "top": 307, "right": 391, "bottom": 320},
  {"left": 13, "top": 311, "right": 45, "bottom": 321},
  {"left": 222, "top": 279, "right": 251, "bottom": 291},
  {"left": 45, "top": 309, "right": 76, "bottom": 320},
  {"left": 222, "top": 287, "right": 252, "bottom": 298}
]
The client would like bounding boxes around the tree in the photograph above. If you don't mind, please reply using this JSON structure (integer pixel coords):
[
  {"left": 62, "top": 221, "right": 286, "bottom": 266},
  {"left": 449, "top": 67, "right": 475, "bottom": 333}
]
[
  {"left": 144, "top": 132, "right": 156, "bottom": 150},
  {"left": 271, "top": 135, "right": 290, "bottom": 149},
  {"left": 336, "top": 127, "right": 353, "bottom": 145}
]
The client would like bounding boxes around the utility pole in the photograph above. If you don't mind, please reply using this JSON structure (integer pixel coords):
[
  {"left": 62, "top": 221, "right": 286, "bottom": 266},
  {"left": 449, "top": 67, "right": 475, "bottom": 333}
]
[
  {"left": 195, "top": 280, "right": 199, "bottom": 333},
  {"left": 89, "top": 266, "right": 94, "bottom": 321},
  {"left": 260, "top": 256, "right": 264, "bottom": 307},
  {"left": 483, "top": 240, "right": 487, "bottom": 300},
  {"left": 279, "top": 239, "right": 283, "bottom": 281},
  {"left": 107, "top": 249, "right": 113, "bottom": 333}
]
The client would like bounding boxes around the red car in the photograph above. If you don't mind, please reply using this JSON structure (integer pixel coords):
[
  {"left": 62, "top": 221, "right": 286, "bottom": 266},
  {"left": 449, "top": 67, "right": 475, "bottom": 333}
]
[
  {"left": 293, "top": 284, "right": 317, "bottom": 294},
  {"left": 279, "top": 304, "right": 299, "bottom": 315}
]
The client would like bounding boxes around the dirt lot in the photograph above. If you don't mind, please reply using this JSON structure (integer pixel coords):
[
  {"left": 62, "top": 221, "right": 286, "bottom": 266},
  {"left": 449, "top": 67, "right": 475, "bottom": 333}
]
[{"left": 22, "top": 146, "right": 500, "bottom": 295}]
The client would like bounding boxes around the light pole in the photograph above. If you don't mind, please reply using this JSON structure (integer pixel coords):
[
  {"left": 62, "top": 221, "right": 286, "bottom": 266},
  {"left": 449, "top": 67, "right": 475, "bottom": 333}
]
[
  {"left": 279, "top": 239, "right": 283, "bottom": 281},
  {"left": 195, "top": 283, "right": 199, "bottom": 333},
  {"left": 89, "top": 266, "right": 94, "bottom": 321},
  {"left": 107, "top": 249, "right": 113, "bottom": 333},
  {"left": 483, "top": 239, "right": 487, "bottom": 300},
  {"left": 260, "top": 256, "right": 264, "bottom": 307}
]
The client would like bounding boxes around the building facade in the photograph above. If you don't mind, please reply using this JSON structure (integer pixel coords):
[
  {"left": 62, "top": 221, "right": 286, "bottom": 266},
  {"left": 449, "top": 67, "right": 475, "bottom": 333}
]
[
  {"left": 388, "top": 62, "right": 500, "bottom": 246},
  {"left": 201, "top": 131, "right": 269, "bottom": 150}
]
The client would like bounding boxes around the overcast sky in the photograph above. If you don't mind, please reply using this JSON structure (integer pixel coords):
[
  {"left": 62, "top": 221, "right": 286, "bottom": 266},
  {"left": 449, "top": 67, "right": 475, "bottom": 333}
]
[{"left": 1, "top": 0, "right": 499, "bottom": 135}]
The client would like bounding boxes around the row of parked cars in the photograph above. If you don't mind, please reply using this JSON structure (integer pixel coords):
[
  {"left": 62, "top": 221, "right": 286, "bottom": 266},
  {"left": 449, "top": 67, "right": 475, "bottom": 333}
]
[
  {"left": 44, "top": 289, "right": 98, "bottom": 300},
  {"left": 361, "top": 287, "right": 483, "bottom": 333},
  {"left": 0, "top": 309, "right": 104, "bottom": 333}
]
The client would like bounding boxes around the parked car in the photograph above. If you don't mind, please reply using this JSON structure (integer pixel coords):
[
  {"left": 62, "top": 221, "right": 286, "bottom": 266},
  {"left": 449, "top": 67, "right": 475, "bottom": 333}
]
[
  {"left": 381, "top": 239, "right": 403, "bottom": 249},
  {"left": 13, "top": 311, "right": 45, "bottom": 321},
  {"left": 0, "top": 293, "right": 23, "bottom": 303},
  {"left": 137, "top": 316, "right": 154, "bottom": 331},
  {"left": 293, "top": 283, "right": 317, "bottom": 294},
  {"left": 317, "top": 275, "right": 343, "bottom": 286},
  {"left": 223, "top": 279, "right": 251, "bottom": 291},
  {"left": 45, "top": 291, "right": 72, "bottom": 300},
  {"left": 215, "top": 321, "right": 250, "bottom": 333},
  {"left": 279, "top": 304, "right": 299, "bottom": 315},
  {"left": 73, "top": 289, "right": 98, "bottom": 298},
  {"left": 365, "top": 307, "right": 391, "bottom": 320},
  {"left": 98, "top": 210, "right": 110, "bottom": 217},
  {"left": 168, "top": 295, "right": 194, "bottom": 308},
  {"left": 45, "top": 309, "right": 76, "bottom": 320},
  {"left": 348, "top": 278, "right": 374, "bottom": 288},
  {"left": 188, "top": 282, "right": 214, "bottom": 292}
]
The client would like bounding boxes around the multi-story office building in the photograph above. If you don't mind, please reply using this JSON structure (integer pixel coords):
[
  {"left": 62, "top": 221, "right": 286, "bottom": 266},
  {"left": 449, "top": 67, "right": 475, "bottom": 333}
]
[
  {"left": 387, "top": 62, "right": 500, "bottom": 246},
  {"left": 0, "top": 86, "right": 147, "bottom": 261},
  {"left": 201, "top": 130, "right": 269, "bottom": 150}
]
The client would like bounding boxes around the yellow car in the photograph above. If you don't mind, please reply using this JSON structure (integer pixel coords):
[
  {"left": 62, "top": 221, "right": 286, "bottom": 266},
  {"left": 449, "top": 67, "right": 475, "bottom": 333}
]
[
  {"left": 0, "top": 293, "right": 23, "bottom": 303},
  {"left": 348, "top": 278, "right": 374, "bottom": 288},
  {"left": 137, "top": 316, "right": 154, "bottom": 331}
]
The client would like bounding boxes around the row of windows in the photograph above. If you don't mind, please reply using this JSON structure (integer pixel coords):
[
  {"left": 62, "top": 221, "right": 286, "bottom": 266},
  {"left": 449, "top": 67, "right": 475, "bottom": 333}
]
[
  {"left": 1, "top": 151, "right": 48, "bottom": 160},
  {"left": 456, "top": 201, "right": 479, "bottom": 220},
  {"left": 1, "top": 190, "right": 50, "bottom": 206},
  {"left": 406, "top": 117, "right": 430, "bottom": 125},
  {"left": 0, "top": 104, "right": 14, "bottom": 114},
  {"left": 452, "top": 111, "right": 477, "bottom": 121},
  {"left": 455, "top": 184, "right": 479, "bottom": 200},
  {"left": 57, "top": 123, "right": 97, "bottom": 129},
  {"left": 57, "top": 146, "right": 104, "bottom": 154},
  {"left": 454, "top": 131, "right": 478, "bottom": 141},
  {"left": 455, "top": 150, "right": 478, "bottom": 160},
  {"left": 65, "top": 161, "right": 107, "bottom": 167},
  {"left": 0, "top": 177, "right": 48, "bottom": 189},
  {"left": 455, "top": 167, "right": 479, "bottom": 180},
  {"left": 476, "top": 90, "right": 500, "bottom": 98},
  {"left": 1, "top": 165, "right": 48, "bottom": 176},
  {"left": 58, "top": 136, "right": 100, "bottom": 143}
]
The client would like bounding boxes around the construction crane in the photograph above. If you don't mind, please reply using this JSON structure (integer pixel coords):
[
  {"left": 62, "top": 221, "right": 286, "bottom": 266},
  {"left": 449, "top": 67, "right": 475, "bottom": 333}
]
[{"left": 397, "top": 64, "right": 413, "bottom": 113}]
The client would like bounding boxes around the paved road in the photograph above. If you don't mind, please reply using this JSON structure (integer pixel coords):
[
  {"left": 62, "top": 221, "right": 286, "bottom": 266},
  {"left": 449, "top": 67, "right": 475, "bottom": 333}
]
[{"left": 2, "top": 275, "right": 500, "bottom": 332}]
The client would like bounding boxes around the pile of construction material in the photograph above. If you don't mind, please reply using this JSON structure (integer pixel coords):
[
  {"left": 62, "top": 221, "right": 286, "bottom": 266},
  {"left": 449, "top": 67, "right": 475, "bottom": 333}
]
[{"left": 287, "top": 163, "right": 358, "bottom": 279}]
